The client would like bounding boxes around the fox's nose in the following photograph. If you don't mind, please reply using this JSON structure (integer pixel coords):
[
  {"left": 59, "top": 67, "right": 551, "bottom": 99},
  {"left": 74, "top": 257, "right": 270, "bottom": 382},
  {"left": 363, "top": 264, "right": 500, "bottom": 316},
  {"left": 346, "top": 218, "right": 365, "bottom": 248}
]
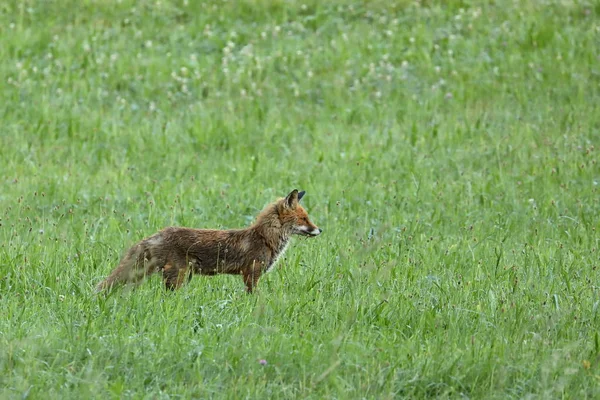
[{"left": 308, "top": 227, "right": 322, "bottom": 236}]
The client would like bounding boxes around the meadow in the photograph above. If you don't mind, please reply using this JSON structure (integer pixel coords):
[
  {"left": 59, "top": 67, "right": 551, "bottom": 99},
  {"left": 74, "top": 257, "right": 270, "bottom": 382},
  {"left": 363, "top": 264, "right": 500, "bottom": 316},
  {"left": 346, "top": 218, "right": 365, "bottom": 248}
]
[{"left": 1, "top": 0, "right": 599, "bottom": 398}]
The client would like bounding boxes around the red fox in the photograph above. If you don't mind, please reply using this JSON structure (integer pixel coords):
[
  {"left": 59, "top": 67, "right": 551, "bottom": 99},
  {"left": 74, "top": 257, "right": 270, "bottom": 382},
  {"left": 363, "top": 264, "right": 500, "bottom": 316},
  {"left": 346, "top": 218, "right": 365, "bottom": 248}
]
[{"left": 96, "top": 189, "right": 321, "bottom": 293}]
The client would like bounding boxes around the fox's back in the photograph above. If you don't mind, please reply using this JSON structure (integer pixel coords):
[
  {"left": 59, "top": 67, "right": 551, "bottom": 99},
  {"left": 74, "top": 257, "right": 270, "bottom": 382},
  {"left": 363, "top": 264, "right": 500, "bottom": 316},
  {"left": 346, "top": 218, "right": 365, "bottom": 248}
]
[{"left": 158, "top": 226, "right": 234, "bottom": 248}]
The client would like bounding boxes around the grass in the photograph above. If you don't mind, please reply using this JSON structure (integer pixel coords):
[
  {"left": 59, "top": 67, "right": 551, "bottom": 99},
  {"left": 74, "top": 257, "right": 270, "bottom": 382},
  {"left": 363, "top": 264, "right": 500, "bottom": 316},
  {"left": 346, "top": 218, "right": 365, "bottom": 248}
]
[{"left": 1, "top": 0, "right": 599, "bottom": 398}]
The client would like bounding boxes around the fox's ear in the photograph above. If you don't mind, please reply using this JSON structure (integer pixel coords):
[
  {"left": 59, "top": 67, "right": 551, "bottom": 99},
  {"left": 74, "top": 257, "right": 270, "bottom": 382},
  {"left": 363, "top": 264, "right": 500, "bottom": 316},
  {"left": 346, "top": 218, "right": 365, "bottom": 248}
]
[
  {"left": 284, "top": 189, "right": 299, "bottom": 209},
  {"left": 298, "top": 191, "right": 306, "bottom": 201}
]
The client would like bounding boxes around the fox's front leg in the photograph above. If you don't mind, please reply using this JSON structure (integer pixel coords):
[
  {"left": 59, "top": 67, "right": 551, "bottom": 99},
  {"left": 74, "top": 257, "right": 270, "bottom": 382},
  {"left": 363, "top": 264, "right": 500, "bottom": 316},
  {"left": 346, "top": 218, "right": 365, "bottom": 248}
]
[{"left": 242, "top": 262, "right": 263, "bottom": 293}]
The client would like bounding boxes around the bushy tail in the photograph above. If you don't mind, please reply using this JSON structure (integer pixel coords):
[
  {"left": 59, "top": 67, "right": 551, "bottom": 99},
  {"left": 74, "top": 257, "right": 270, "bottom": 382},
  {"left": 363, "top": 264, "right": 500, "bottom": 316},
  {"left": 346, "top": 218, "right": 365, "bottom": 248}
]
[{"left": 95, "top": 244, "right": 147, "bottom": 293}]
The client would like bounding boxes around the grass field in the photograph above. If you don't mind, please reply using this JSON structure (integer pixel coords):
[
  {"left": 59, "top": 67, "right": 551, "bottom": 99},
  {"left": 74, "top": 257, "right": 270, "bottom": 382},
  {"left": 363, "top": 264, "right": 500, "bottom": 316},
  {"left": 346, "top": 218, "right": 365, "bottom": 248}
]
[{"left": 1, "top": 0, "right": 599, "bottom": 398}]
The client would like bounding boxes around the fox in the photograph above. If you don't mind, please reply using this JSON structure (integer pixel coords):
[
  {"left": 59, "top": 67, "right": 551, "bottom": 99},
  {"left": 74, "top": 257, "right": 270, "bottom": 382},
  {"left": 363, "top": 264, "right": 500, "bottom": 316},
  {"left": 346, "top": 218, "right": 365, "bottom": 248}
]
[{"left": 96, "top": 189, "right": 321, "bottom": 293}]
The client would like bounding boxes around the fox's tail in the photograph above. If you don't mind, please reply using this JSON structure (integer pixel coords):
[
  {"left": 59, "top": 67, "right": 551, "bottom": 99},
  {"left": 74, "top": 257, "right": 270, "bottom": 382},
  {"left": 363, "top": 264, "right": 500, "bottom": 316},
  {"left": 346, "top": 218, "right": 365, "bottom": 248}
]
[{"left": 95, "top": 243, "right": 150, "bottom": 292}]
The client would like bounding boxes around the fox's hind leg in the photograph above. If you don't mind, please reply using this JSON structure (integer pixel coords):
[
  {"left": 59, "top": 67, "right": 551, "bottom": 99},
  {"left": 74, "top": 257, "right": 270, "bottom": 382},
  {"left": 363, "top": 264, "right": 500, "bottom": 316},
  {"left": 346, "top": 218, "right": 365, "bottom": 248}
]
[{"left": 162, "top": 260, "right": 193, "bottom": 290}]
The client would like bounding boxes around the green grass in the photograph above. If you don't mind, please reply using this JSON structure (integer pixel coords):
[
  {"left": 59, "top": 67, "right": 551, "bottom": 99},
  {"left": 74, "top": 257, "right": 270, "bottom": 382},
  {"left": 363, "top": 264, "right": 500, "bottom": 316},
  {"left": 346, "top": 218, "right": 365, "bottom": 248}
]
[{"left": 1, "top": 0, "right": 599, "bottom": 398}]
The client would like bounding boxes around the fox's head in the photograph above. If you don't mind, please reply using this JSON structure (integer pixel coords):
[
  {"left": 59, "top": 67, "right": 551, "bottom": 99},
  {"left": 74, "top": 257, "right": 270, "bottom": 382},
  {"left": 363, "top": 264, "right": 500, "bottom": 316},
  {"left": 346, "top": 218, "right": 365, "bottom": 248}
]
[{"left": 277, "top": 189, "right": 322, "bottom": 237}]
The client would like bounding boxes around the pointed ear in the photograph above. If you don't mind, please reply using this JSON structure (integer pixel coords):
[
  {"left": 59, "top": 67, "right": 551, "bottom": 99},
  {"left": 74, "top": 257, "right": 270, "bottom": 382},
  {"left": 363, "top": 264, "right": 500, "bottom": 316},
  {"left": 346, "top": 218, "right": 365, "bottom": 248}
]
[
  {"left": 297, "top": 191, "right": 306, "bottom": 201},
  {"left": 284, "top": 189, "right": 299, "bottom": 209}
]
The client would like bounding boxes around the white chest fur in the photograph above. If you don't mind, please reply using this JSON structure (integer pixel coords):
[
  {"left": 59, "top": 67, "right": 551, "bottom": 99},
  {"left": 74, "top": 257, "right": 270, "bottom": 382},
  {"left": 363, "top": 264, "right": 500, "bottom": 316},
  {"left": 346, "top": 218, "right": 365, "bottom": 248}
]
[{"left": 266, "top": 242, "right": 290, "bottom": 273}]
